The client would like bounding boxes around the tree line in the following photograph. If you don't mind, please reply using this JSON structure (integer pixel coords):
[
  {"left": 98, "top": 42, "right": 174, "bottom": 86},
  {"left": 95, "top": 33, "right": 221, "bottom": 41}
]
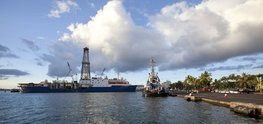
[{"left": 169, "top": 71, "right": 263, "bottom": 92}]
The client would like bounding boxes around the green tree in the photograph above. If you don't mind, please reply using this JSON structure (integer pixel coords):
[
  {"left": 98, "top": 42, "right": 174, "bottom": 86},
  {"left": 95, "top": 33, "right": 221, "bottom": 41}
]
[
  {"left": 198, "top": 71, "right": 212, "bottom": 88},
  {"left": 219, "top": 76, "right": 228, "bottom": 90},
  {"left": 256, "top": 74, "right": 263, "bottom": 92},
  {"left": 211, "top": 79, "right": 221, "bottom": 90},
  {"left": 237, "top": 73, "right": 255, "bottom": 89},
  {"left": 169, "top": 83, "right": 176, "bottom": 90},
  {"left": 184, "top": 75, "right": 198, "bottom": 89},
  {"left": 175, "top": 81, "right": 184, "bottom": 90},
  {"left": 183, "top": 79, "right": 191, "bottom": 90},
  {"left": 226, "top": 74, "right": 238, "bottom": 89}
]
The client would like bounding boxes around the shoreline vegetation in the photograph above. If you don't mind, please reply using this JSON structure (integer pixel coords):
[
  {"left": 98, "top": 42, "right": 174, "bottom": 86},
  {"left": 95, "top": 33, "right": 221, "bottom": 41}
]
[
  {"left": 169, "top": 71, "right": 263, "bottom": 93},
  {"left": 168, "top": 71, "right": 263, "bottom": 119}
]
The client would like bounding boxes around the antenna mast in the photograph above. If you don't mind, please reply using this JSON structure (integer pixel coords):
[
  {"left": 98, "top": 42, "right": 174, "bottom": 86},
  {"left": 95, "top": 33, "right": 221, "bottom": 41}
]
[{"left": 150, "top": 57, "right": 156, "bottom": 76}]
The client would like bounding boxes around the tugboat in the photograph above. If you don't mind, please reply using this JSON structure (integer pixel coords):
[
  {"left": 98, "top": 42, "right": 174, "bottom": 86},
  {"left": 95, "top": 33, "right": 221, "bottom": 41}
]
[{"left": 143, "top": 58, "right": 168, "bottom": 97}]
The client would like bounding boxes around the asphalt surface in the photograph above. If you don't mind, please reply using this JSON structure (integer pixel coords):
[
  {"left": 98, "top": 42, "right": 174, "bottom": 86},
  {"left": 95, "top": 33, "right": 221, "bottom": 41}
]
[{"left": 193, "top": 92, "right": 263, "bottom": 105}]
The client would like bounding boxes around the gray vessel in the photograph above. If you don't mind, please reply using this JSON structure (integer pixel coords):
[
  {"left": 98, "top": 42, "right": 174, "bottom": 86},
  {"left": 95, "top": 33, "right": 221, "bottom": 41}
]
[{"left": 143, "top": 58, "right": 168, "bottom": 97}]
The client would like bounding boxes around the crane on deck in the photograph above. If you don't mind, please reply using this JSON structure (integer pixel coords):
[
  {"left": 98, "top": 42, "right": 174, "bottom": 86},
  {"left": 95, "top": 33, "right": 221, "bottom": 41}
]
[
  {"left": 95, "top": 68, "right": 106, "bottom": 77},
  {"left": 66, "top": 62, "right": 76, "bottom": 83}
]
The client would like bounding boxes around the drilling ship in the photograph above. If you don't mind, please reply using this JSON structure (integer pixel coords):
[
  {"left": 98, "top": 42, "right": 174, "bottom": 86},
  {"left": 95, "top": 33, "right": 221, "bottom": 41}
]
[{"left": 19, "top": 47, "right": 137, "bottom": 93}]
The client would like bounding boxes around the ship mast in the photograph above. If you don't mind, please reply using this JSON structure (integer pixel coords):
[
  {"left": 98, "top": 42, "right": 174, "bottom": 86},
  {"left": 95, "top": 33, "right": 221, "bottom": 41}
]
[
  {"left": 81, "top": 47, "right": 91, "bottom": 80},
  {"left": 150, "top": 57, "right": 156, "bottom": 76}
]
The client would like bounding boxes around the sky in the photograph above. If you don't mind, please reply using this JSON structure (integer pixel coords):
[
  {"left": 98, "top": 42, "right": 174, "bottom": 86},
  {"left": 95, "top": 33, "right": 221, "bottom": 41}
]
[{"left": 0, "top": 0, "right": 263, "bottom": 88}]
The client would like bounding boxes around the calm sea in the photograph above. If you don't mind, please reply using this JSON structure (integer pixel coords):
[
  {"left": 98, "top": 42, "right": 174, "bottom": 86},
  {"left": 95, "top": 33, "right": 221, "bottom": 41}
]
[{"left": 0, "top": 92, "right": 261, "bottom": 124}]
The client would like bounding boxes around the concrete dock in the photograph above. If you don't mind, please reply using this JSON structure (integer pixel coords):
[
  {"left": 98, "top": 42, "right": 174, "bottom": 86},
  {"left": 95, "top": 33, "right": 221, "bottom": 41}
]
[
  {"left": 194, "top": 92, "right": 263, "bottom": 105},
  {"left": 180, "top": 92, "right": 263, "bottom": 118}
]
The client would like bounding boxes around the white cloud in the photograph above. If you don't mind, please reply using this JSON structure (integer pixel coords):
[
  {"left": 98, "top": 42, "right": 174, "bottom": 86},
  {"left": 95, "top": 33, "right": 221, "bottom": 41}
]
[
  {"left": 44, "top": 0, "right": 263, "bottom": 77},
  {"left": 150, "top": 0, "right": 263, "bottom": 70},
  {"left": 59, "top": 1, "right": 166, "bottom": 73},
  {"left": 48, "top": 0, "right": 78, "bottom": 18},
  {"left": 41, "top": 41, "right": 82, "bottom": 77}
]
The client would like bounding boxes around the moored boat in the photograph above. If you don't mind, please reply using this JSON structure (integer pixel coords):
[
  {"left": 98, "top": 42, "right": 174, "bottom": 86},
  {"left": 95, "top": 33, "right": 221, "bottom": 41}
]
[
  {"left": 143, "top": 58, "right": 168, "bottom": 97},
  {"left": 10, "top": 88, "right": 20, "bottom": 93},
  {"left": 19, "top": 78, "right": 136, "bottom": 93},
  {"left": 19, "top": 47, "right": 137, "bottom": 93}
]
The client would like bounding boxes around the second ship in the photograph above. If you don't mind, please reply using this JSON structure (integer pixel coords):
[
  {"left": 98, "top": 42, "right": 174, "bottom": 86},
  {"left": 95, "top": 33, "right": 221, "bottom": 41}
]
[
  {"left": 19, "top": 47, "right": 137, "bottom": 93},
  {"left": 143, "top": 58, "right": 169, "bottom": 97}
]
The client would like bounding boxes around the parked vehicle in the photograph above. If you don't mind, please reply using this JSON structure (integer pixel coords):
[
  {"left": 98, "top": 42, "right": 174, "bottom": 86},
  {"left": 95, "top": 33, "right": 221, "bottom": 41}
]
[
  {"left": 239, "top": 89, "right": 255, "bottom": 94},
  {"left": 229, "top": 90, "right": 240, "bottom": 94}
]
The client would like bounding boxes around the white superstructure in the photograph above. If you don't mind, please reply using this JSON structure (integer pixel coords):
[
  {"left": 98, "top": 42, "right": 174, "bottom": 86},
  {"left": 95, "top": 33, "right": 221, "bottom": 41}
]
[
  {"left": 144, "top": 58, "right": 162, "bottom": 91},
  {"left": 79, "top": 77, "right": 130, "bottom": 87},
  {"left": 79, "top": 77, "right": 109, "bottom": 87},
  {"left": 79, "top": 47, "right": 132, "bottom": 88}
]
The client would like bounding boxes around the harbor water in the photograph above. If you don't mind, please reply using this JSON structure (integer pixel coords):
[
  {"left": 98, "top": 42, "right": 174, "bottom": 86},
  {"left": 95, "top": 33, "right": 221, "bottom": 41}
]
[{"left": 0, "top": 92, "right": 261, "bottom": 124}]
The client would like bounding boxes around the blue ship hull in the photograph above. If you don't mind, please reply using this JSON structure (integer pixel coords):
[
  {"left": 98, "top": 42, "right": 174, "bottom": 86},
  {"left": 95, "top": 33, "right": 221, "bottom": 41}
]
[{"left": 20, "top": 85, "right": 137, "bottom": 93}]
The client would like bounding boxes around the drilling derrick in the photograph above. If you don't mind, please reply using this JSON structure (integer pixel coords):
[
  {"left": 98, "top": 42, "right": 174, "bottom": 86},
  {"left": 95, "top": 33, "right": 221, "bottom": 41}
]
[{"left": 81, "top": 47, "right": 91, "bottom": 80}]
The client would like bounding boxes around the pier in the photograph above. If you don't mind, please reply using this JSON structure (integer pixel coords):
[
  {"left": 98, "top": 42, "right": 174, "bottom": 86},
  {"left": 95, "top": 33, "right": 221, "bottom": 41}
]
[{"left": 179, "top": 92, "right": 263, "bottom": 118}]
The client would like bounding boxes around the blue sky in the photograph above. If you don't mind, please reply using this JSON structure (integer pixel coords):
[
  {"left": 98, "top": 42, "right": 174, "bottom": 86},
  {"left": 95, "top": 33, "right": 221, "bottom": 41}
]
[{"left": 0, "top": 0, "right": 263, "bottom": 88}]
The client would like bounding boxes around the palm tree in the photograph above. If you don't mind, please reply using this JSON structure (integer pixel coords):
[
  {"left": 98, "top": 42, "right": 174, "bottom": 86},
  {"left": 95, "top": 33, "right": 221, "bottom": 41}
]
[
  {"left": 227, "top": 74, "right": 238, "bottom": 89},
  {"left": 256, "top": 74, "right": 263, "bottom": 92},
  {"left": 237, "top": 73, "right": 251, "bottom": 89},
  {"left": 198, "top": 71, "right": 212, "bottom": 88},
  {"left": 219, "top": 76, "right": 228, "bottom": 90},
  {"left": 182, "top": 81, "right": 191, "bottom": 90},
  {"left": 175, "top": 81, "right": 184, "bottom": 90},
  {"left": 184, "top": 75, "right": 198, "bottom": 90},
  {"left": 212, "top": 79, "right": 222, "bottom": 90},
  {"left": 180, "top": 72, "right": 263, "bottom": 92}
]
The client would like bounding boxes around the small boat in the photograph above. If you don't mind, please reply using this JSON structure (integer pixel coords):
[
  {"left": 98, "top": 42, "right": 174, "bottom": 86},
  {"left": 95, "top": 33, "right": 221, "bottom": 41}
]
[
  {"left": 143, "top": 58, "right": 168, "bottom": 97},
  {"left": 10, "top": 88, "right": 20, "bottom": 93}
]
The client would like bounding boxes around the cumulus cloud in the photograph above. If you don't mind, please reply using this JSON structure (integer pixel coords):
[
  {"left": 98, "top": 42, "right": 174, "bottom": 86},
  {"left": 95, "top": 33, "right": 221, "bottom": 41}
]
[
  {"left": 150, "top": 0, "right": 263, "bottom": 70},
  {"left": 45, "top": 0, "right": 263, "bottom": 77},
  {"left": 48, "top": 0, "right": 78, "bottom": 18},
  {"left": 59, "top": 0, "right": 166, "bottom": 73},
  {"left": 0, "top": 44, "right": 18, "bottom": 59},
  {"left": 40, "top": 41, "right": 82, "bottom": 77},
  {"left": 0, "top": 69, "right": 29, "bottom": 80},
  {"left": 21, "top": 38, "right": 40, "bottom": 52}
]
